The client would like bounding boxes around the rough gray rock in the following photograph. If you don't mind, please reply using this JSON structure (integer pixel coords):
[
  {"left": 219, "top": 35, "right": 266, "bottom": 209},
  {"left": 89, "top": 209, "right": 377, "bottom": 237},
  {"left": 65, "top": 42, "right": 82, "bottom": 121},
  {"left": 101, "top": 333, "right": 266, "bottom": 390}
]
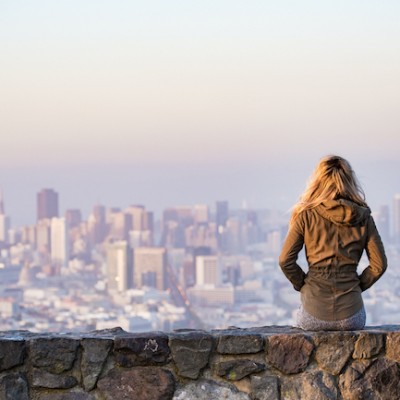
[
  {"left": 29, "top": 337, "right": 80, "bottom": 374},
  {"left": 80, "top": 337, "right": 113, "bottom": 391},
  {"left": 173, "top": 379, "right": 251, "bottom": 400},
  {"left": 339, "top": 358, "right": 400, "bottom": 400},
  {"left": 281, "top": 372, "right": 337, "bottom": 400},
  {"left": 169, "top": 331, "right": 213, "bottom": 379},
  {"left": 385, "top": 331, "right": 400, "bottom": 362},
  {"left": 216, "top": 332, "right": 264, "bottom": 354},
  {"left": 97, "top": 367, "right": 175, "bottom": 400},
  {"left": 314, "top": 332, "right": 355, "bottom": 375},
  {"left": 35, "top": 389, "right": 96, "bottom": 400},
  {"left": 352, "top": 332, "right": 384, "bottom": 359},
  {"left": 267, "top": 334, "right": 314, "bottom": 374},
  {"left": 32, "top": 369, "right": 78, "bottom": 389},
  {"left": 215, "top": 359, "right": 265, "bottom": 380},
  {"left": 113, "top": 332, "right": 170, "bottom": 367},
  {"left": 0, "top": 339, "right": 26, "bottom": 372},
  {"left": 250, "top": 375, "right": 279, "bottom": 400},
  {"left": 0, "top": 372, "right": 29, "bottom": 400}
]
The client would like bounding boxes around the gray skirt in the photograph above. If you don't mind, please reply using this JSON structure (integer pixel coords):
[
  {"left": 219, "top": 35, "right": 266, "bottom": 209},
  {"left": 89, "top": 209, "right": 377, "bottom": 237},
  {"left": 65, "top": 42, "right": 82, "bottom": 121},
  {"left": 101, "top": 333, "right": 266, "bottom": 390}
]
[{"left": 296, "top": 305, "right": 366, "bottom": 331}]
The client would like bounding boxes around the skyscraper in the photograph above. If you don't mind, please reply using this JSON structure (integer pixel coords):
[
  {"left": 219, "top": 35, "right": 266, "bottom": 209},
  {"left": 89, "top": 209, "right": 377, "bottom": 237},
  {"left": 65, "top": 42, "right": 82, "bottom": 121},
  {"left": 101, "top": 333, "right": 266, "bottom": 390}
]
[
  {"left": 195, "top": 255, "right": 221, "bottom": 286},
  {"left": 106, "top": 240, "right": 132, "bottom": 292},
  {"left": 50, "top": 217, "right": 69, "bottom": 269},
  {"left": 133, "top": 247, "right": 168, "bottom": 290},
  {"left": 37, "top": 189, "right": 59, "bottom": 221},
  {"left": 393, "top": 194, "right": 400, "bottom": 246},
  {"left": 216, "top": 201, "right": 229, "bottom": 251},
  {"left": 0, "top": 191, "right": 10, "bottom": 244},
  {"left": 375, "top": 205, "right": 390, "bottom": 245}
]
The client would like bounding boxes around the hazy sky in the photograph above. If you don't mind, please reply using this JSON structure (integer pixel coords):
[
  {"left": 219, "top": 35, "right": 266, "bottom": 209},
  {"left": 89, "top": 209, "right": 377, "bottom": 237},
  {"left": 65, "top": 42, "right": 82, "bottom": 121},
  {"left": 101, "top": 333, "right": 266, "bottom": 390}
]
[{"left": 1, "top": 1, "right": 400, "bottom": 224}]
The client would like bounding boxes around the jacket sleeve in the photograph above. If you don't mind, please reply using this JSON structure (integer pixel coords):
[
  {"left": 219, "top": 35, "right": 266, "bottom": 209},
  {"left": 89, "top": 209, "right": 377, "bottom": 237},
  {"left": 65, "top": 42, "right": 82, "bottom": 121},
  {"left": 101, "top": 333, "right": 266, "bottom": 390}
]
[
  {"left": 279, "top": 213, "right": 306, "bottom": 291},
  {"left": 359, "top": 216, "right": 387, "bottom": 292}
]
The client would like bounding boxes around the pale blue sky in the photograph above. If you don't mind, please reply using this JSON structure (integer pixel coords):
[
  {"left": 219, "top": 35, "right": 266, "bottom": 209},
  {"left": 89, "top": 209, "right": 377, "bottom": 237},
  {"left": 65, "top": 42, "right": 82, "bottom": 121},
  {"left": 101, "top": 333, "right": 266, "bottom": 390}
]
[{"left": 1, "top": 1, "right": 400, "bottom": 223}]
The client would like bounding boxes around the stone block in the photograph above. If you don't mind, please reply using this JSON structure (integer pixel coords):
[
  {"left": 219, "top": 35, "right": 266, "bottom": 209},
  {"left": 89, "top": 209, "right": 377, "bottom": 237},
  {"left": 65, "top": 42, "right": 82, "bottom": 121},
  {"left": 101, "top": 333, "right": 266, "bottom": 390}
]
[
  {"left": 32, "top": 369, "right": 78, "bottom": 389},
  {"left": 267, "top": 334, "right": 314, "bottom": 375},
  {"left": 35, "top": 389, "right": 96, "bottom": 399},
  {"left": 169, "top": 331, "right": 213, "bottom": 379},
  {"left": 250, "top": 375, "right": 279, "bottom": 400},
  {"left": 313, "top": 332, "right": 355, "bottom": 375},
  {"left": 215, "top": 359, "right": 265, "bottom": 380},
  {"left": 0, "top": 339, "right": 26, "bottom": 372},
  {"left": 339, "top": 358, "right": 400, "bottom": 400},
  {"left": 353, "top": 332, "right": 384, "bottom": 359},
  {"left": 80, "top": 337, "right": 113, "bottom": 391},
  {"left": 216, "top": 333, "right": 264, "bottom": 354},
  {"left": 0, "top": 372, "right": 29, "bottom": 400},
  {"left": 114, "top": 332, "right": 170, "bottom": 367},
  {"left": 385, "top": 331, "right": 400, "bottom": 362},
  {"left": 172, "top": 379, "right": 251, "bottom": 400},
  {"left": 29, "top": 337, "right": 80, "bottom": 374},
  {"left": 281, "top": 371, "right": 337, "bottom": 400},
  {"left": 97, "top": 367, "right": 175, "bottom": 400}
]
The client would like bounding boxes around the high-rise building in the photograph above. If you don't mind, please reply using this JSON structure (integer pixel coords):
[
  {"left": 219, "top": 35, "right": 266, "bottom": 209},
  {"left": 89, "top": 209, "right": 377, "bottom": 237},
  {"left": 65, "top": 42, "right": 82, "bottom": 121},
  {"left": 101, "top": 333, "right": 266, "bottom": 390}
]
[
  {"left": 216, "top": 201, "right": 229, "bottom": 228},
  {"left": 36, "top": 219, "right": 51, "bottom": 253},
  {"left": 133, "top": 247, "right": 168, "bottom": 290},
  {"left": 375, "top": 205, "right": 390, "bottom": 245},
  {"left": 106, "top": 240, "right": 132, "bottom": 292},
  {"left": 193, "top": 204, "right": 209, "bottom": 224},
  {"left": 393, "top": 194, "right": 400, "bottom": 246},
  {"left": 65, "top": 209, "right": 82, "bottom": 228},
  {"left": 195, "top": 255, "right": 221, "bottom": 286},
  {"left": 0, "top": 191, "right": 10, "bottom": 244},
  {"left": 88, "top": 204, "right": 108, "bottom": 245},
  {"left": 216, "top": 201, "right": 229, "bottom": 251},
  {"left": 37, "top": 189, "right": 59, "bottom": 221},
  {"left": 50, "top": 217, "right": 69, "bottom": 268},
  {"left": 0, "top": 190, "right": 4, "bottom": 215},
  {"left": 108, "top": 210, "right": 131, "bottom": 241}
]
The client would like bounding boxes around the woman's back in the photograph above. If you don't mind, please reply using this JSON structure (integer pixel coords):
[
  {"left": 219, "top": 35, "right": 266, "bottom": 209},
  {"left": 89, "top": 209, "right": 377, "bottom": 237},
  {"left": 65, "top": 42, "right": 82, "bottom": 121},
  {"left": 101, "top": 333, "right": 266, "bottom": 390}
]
[{"left": 279, "top": 155, "right": 387, "bottom": 331}]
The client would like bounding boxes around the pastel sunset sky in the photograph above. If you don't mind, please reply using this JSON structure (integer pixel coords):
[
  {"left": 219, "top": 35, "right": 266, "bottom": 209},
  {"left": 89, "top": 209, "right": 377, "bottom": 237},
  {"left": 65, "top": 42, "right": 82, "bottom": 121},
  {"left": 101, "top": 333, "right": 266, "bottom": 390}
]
[{"left": 1, "top": 1, "right": 400, "bottom": 224}]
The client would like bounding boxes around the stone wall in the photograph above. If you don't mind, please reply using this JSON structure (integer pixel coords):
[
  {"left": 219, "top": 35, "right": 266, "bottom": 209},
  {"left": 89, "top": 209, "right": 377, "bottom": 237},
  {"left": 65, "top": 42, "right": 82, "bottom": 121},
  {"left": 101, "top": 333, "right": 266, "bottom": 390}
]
[{"left": 0, "top": 325, "right": 400, "bottom": 400}]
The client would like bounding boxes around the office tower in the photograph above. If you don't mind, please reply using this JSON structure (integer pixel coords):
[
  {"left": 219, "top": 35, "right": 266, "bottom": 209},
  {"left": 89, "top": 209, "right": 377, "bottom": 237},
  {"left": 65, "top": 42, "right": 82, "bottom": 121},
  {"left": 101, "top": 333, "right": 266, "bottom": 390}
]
[
  {"left": 88, "top": 204, "right": 108, "bottom": 245},
  {"left": 125, "top": 205, "right": 146, "bottom": 231},
  {"left": 195, "top": 255, "right": 221, "bottom": 286},
  {"left": 216, "top": 201, "right": 229, "bottom": 228},
  {"left": 0, "top": 191, "right": 10, "bottom": 244},
  {"left": 193, "top": 204, "right": 209, "bottom": 224},
  {"left": 393, "top": 194, "right": 400, "bottom": 246},
  {"left": 37, "top": 189, "right": 59, "bottom": 221},
  {"left": 108, "top": 210, "right": 131, "bottom": 241},
  {"left": 133, "top": 247, "right": 167, "bottom": 290},
  {"left": 65, "top": 209, "right": 82, "bottom": 228},
  {"left": 0, "top": 190, "right": 4, "bottom": 214},
  {"left": 129, "top": 230, "right": 152, "bottom": 248},
  {"left": 216, "top": 201, "right": 229, "bottom": 251},
  {"left": 50, "top": 217, "right": 69, "bottom": 268},
  {"left": 226, "top": 217, "right": 242, "bottom": 254},
  {"left": 106, "top": 240, "right": 132, "bottom": 292},
  {"left": 125, "top": 205, "right": 154, "bottom": 247},
  {"left": 375, "top": 205, "right": 390, "bottom": 245},
  {"left": 267, "top": 229, "right": 282, "bottom": 255},
  {"left": 36, "top": 219, "right": 51, "bottom": 253},
  {"left": 0, "top": 215, "right": 10, "bottom": 244}
]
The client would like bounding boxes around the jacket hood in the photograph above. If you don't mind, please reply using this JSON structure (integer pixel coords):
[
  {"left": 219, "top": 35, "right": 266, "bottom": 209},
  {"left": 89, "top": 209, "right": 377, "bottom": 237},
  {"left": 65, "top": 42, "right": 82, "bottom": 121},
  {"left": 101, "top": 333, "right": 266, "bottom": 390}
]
[{"left": 315, "top": 199, "right": 371, "bottom": 226}]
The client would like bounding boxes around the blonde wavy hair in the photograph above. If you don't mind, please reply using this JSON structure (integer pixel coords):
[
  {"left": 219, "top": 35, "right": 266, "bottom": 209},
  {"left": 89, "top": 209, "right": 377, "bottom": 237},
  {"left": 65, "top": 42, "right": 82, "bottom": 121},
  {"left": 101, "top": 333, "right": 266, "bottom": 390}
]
[{"left": 290, "top": 155, "right": 368, "bottom": 225}]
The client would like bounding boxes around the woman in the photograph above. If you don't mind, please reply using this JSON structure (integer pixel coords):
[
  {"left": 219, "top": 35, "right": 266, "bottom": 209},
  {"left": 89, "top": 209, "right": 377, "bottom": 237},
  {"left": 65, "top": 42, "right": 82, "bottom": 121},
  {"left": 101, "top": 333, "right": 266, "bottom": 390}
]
[{"left": 279, "top": 155, "right": 387, "bottom": 330}]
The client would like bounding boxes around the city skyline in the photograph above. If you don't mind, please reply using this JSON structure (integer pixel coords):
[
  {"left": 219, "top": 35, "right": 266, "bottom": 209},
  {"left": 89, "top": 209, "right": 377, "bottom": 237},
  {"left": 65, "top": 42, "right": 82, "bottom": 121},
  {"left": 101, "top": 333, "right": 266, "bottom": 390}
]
[{"left": 1, "top": 157, "right": 400, "bottom": 227}]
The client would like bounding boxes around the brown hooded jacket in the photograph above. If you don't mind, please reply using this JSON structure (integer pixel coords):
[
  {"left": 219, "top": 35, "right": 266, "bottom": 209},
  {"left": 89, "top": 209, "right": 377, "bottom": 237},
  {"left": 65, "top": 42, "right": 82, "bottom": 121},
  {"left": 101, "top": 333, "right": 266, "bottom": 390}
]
[{"left": 279, "top": 199, "right": 387, "bottom": 321}]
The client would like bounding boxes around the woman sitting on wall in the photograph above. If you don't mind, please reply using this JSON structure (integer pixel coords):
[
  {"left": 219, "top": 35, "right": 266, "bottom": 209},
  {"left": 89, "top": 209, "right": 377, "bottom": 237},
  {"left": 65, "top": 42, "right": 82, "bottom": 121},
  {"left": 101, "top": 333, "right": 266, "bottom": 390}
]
[{"left": 279, "top": 155, "right": 387, "bottom": 331}]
